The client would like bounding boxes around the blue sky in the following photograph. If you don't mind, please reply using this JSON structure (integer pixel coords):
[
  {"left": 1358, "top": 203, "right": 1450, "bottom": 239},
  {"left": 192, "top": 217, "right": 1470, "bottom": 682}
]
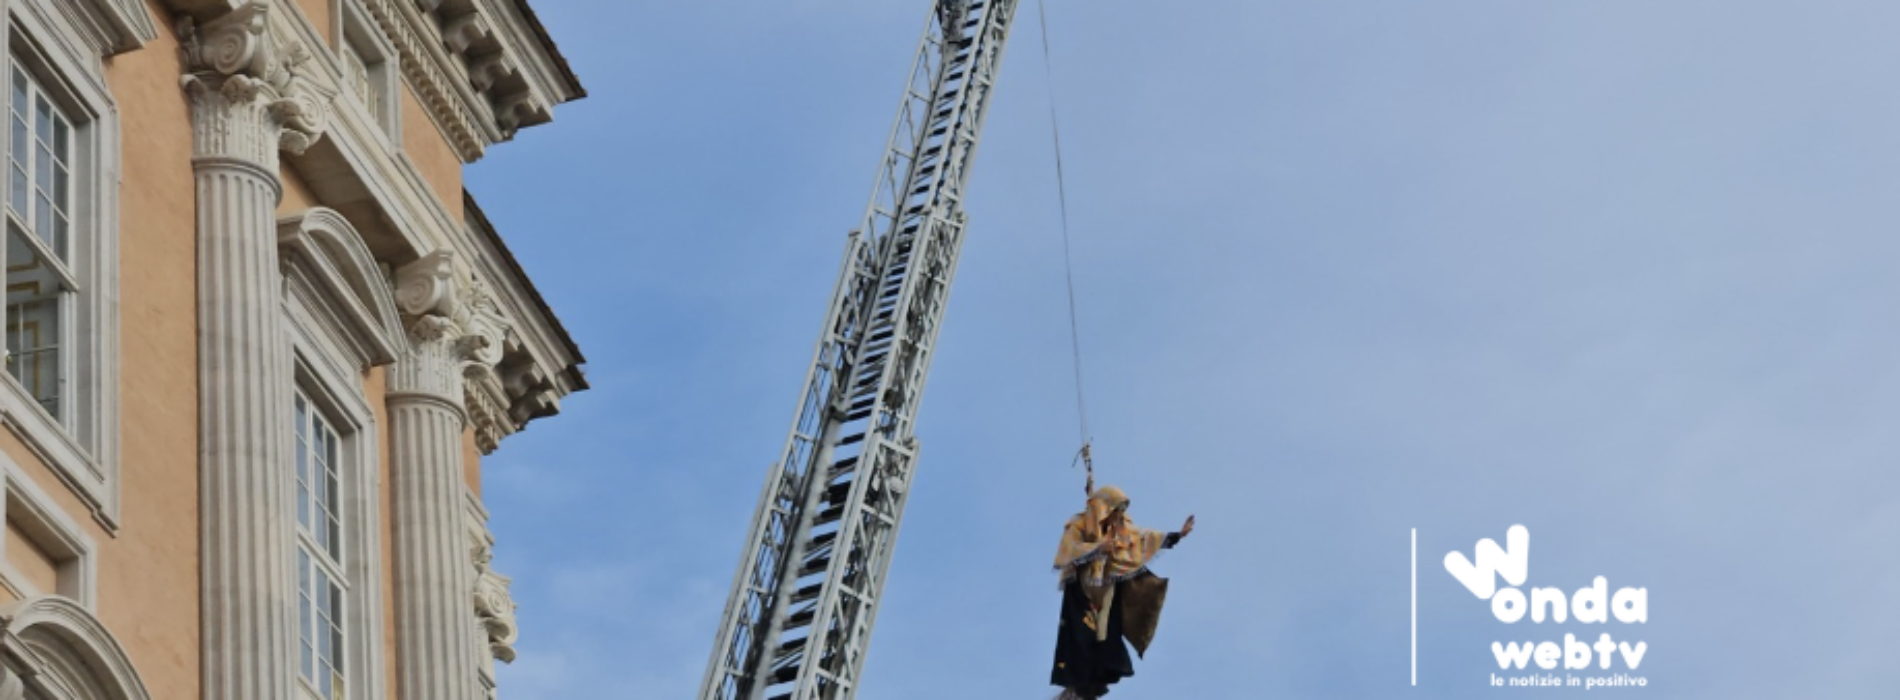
[{"left": 465, "top": 1, "right": 1900, "bottom": 697}]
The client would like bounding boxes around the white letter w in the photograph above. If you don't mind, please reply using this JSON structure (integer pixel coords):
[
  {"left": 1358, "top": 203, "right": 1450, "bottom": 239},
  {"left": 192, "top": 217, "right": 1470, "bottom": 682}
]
[{"left": 1443, "top": 525, "right": 1529, "bottom": 599}]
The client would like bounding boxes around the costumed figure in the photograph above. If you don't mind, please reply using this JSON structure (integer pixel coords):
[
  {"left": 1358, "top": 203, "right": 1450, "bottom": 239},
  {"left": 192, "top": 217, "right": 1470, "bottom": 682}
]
[{"left": 1050, "top": 485, "right": 1194, "bottom": 699}]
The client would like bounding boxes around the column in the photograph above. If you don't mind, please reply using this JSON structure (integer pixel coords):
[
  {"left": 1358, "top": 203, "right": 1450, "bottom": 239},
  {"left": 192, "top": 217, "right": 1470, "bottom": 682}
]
[
  {"left": 183, "top": 3, "right": 330, "bottom": 699},
  {"left": 389, "top": 251, "right": 494, "bottom": 699}
]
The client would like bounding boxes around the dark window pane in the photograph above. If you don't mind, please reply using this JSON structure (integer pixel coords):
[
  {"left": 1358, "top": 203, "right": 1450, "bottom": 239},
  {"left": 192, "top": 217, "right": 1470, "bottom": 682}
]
[{"left": 9, "top": 67, "right": 25, "bottom": 114}]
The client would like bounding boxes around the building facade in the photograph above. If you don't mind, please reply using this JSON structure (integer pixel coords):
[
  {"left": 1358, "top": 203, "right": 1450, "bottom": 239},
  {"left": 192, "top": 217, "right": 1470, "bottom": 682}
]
[{"left": 0, "top": 0, "right": 585, "bottom": 698}]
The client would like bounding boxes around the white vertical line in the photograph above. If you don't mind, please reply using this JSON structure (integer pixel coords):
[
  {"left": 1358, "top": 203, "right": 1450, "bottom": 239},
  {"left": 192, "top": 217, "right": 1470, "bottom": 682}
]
[{"left": 1412, "top": 527, "right": 1417, "bottom": 687}]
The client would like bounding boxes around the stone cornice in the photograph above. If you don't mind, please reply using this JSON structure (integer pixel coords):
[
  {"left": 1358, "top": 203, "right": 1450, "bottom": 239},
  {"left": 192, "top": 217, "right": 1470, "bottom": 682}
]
[
  {"left": 362, "top": 0, "right": 492, "bottom": 160},
  {"left": 457, "top": 195, "right": 584, "bottom": 454},
  {"left": 360, "top": 0, "right": 581, "bottom": 163}
]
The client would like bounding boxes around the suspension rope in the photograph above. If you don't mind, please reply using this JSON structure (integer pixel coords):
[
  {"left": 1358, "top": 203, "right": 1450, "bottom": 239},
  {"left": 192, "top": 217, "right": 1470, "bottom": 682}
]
[{"left": 1035, "top": 0, "right": 1095, "bottom": 492}]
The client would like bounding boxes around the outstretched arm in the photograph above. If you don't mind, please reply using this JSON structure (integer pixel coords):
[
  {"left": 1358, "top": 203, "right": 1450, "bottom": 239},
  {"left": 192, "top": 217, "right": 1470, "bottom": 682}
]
[{"left": 1162, "top": 515, "right": 1196, "bottom": 549}]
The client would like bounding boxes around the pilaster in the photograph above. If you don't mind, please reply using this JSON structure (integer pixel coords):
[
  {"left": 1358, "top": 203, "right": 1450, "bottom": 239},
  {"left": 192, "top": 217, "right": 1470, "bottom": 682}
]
[
  {"left": 182, "top": 3, "right": 332, "bottom": 699},
  {"left": 388, "top": 250, "right": 503, "bottom": 700}
]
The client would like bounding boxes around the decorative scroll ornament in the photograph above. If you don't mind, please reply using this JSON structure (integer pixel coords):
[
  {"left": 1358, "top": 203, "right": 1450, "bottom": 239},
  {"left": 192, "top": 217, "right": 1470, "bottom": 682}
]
[
  {"left": 396, "top": 250, "right": 461, "bottom": 319},
  {"left": 470, "top": 541, "right": 519, "bottom": 664},
  {"left": 178, "top": 1, "right": 333, "bottom": 162}
]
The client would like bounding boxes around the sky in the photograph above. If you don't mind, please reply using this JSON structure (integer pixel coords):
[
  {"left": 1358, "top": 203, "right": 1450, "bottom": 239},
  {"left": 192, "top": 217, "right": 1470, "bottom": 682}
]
[{"left": 464, "top": 1, "right": 1900, "bottom": 697}]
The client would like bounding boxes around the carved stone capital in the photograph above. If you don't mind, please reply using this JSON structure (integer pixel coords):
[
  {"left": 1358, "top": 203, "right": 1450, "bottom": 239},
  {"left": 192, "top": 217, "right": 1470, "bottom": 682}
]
[
  {"left": 391, "top": 251, "right": 513, "bottom": 408},
  {"left": 395, "top": 251, "right": 509, "bottom": 361},
  {"left": 178, "top": 1, "right": 333, "bottom": 167}
]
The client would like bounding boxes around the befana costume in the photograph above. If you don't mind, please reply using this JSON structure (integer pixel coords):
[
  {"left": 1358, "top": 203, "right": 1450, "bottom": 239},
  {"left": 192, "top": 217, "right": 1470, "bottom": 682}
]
[{"left": 1050, "top": 486, "right": 1182, "bottom": 699}]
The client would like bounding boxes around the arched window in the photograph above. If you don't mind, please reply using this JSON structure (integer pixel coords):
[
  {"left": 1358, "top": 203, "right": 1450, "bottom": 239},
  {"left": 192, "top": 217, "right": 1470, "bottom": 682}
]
[{"left": 279, "top": 208, "right": 401, "bottom": 700}]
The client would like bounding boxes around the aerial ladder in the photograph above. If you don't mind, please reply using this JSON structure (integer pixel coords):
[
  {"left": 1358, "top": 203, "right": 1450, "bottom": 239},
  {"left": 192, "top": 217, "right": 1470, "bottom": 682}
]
[{"left": 699, "top": 1, "right": 1022, "bottom": 699}]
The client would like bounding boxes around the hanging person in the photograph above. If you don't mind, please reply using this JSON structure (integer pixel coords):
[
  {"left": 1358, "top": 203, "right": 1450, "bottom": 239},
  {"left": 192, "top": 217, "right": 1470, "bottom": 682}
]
[{"left": 1050, "top": 485, "right": 1195, "bottom": 699}]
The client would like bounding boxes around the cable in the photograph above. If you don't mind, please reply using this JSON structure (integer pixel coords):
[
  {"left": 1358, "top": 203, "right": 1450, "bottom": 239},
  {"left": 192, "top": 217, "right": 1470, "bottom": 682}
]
[{"left": 1036, "top": 0, "right": 1093, "bottom": 462}]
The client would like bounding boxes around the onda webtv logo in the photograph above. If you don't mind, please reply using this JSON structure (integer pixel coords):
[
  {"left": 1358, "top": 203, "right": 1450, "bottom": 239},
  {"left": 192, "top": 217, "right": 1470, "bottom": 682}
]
[{"left": 1444, "top": 525, "right": 1650, "bottom": 690}]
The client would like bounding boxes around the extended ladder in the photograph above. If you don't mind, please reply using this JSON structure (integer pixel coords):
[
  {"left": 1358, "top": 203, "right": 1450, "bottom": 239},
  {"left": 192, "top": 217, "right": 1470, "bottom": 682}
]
[{"left": 699, "top": 2, "right": 1020, "bottom": 699}]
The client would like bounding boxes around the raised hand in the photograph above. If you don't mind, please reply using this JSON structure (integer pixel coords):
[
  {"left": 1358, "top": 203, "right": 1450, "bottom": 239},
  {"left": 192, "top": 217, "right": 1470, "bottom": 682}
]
[{"left": 1180, "top": 515, "right": 1195, "bottom": 539}]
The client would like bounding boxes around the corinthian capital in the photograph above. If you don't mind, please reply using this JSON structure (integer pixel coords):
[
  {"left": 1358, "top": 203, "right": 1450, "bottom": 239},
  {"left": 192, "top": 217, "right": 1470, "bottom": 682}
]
[
  {"left": 178, "top": 1, "right": 332, "bottom": 163},
  {"left": 396, "top": 250, "right": 510, "bottom": 366}
]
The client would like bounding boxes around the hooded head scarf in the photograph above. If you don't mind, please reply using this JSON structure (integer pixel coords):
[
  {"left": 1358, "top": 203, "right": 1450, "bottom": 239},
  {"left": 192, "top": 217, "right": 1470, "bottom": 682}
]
[{"left": 1053, "top": 485, "right": 1168, "bottom": 589}]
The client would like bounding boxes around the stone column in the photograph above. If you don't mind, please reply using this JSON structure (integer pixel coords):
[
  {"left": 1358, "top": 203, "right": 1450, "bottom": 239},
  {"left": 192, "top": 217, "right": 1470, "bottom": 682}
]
[
  {"left": 182, "top": 4, "right": 330, "bottom": 699},
  {"left": 389, "top": 251, "right": 499, "bottom": 700}
]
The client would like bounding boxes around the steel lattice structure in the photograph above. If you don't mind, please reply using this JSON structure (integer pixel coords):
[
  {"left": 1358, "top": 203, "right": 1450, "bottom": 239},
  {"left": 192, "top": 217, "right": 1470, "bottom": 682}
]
[{"left": 699, "top": 2, "right": 1019, "bottom": 699}]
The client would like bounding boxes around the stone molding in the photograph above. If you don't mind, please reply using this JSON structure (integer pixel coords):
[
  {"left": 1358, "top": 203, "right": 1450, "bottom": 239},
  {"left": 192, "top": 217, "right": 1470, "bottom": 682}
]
[
  {"left": 279, "top": 208, "right": 407, "bottom": 369},
  {"left": 61, "top": 0, "right": 160, "bottom": 56},
  {"left": 0, "top": 596, "right": 151, "bottom": 700}
]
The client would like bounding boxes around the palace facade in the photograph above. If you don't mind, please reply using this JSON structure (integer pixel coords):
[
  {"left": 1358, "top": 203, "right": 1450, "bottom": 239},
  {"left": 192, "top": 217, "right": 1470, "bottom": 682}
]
[{"left": 0, "top": 0, "right": 586, "bottom": 698}]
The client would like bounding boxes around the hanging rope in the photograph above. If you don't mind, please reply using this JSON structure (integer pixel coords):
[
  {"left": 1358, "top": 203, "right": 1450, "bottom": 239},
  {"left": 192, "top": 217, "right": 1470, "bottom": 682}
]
[{"left": 1036, "top": 0, "right": 1095, "bottom": 494}]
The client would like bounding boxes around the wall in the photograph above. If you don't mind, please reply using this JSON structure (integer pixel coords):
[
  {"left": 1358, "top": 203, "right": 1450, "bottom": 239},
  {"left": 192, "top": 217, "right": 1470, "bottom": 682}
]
[
  {"left": 87, "top": 3, "right": 205, "bottom": 697},
  {"left": 402, "top": 87, "right": 465, "bottom": 222}
]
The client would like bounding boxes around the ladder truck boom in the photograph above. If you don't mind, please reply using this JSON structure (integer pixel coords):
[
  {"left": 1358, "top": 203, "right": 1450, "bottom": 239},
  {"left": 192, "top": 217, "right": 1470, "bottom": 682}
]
[{"left": 700, "top": 1, "right": 1020, "bottom": 699}]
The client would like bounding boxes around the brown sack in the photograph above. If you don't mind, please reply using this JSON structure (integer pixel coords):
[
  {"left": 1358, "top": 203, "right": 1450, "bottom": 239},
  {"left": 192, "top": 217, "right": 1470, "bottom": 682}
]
[{"left": 1119, "top": 572, "right": 1169, "bottom": 658}]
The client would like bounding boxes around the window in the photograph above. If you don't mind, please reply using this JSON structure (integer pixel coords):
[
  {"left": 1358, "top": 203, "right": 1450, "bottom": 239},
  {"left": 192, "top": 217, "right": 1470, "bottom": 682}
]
[
  {"left": 295, "top": 391, "right": 348, "bottom": 700},
  {"left": 0, "top": 4, "right": 130, "bottom": 529},
  {"left": 3, "top": 58, "right": 70, "bottom": 422},
  {"left": 338, "top": 1, "right": 398, "bottom": 139}
]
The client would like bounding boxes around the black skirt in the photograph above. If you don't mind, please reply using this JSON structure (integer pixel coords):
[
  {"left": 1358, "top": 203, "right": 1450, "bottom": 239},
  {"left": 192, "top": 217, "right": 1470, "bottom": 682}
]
[{"left": 1050, "top": 579, "right": 1135, "bottom": 696}]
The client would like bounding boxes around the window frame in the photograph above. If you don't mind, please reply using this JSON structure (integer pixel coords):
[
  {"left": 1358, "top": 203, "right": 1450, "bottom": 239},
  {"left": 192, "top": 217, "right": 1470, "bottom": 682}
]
[
  {"left": 0, "top": 448, "right": 97, "bottom": 609},
  {"left": 286, "top": 313, "right": 390, "bottom": 700},
  {"left": 5, "top": 55, "right": 79, "bottom": 425},
  {"left": 0, "top": 0, "right": 125, "bottom": 530}
]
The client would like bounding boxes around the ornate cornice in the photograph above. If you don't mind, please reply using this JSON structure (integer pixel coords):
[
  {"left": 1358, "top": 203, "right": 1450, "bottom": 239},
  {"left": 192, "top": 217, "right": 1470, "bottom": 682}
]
[
  {"left": 177, "top": 2, "right": 334, "bottom": 166},
  {"left": 357, "top": 0, "right": 579, "bottom": 162},
  {"left": 362, "top": 0, "right": 490, "bottom": 160}
]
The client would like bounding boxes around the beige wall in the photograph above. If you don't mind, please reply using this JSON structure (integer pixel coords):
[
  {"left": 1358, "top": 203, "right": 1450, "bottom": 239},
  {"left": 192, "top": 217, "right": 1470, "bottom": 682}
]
[
  {"left": 281, "top": 161, "right": 322, "bottom": 214},
  {"left": 90, "top": 4, "right": 206, "bottom": 698},
  {"left": 462, "top": 427, "right": 482, "bottom": 496},
  {"left": 401, "top": 88, "right": 465, "bottom": 222},
  {"left": 295, "top": 0, "right": 334, "bottom": 47}
]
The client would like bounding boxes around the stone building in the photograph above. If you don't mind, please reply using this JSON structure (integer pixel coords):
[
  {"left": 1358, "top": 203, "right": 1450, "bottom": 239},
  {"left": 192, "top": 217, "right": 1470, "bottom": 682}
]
[{"left": 0, "top": 0, "right": 586, "bottom": 698}]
